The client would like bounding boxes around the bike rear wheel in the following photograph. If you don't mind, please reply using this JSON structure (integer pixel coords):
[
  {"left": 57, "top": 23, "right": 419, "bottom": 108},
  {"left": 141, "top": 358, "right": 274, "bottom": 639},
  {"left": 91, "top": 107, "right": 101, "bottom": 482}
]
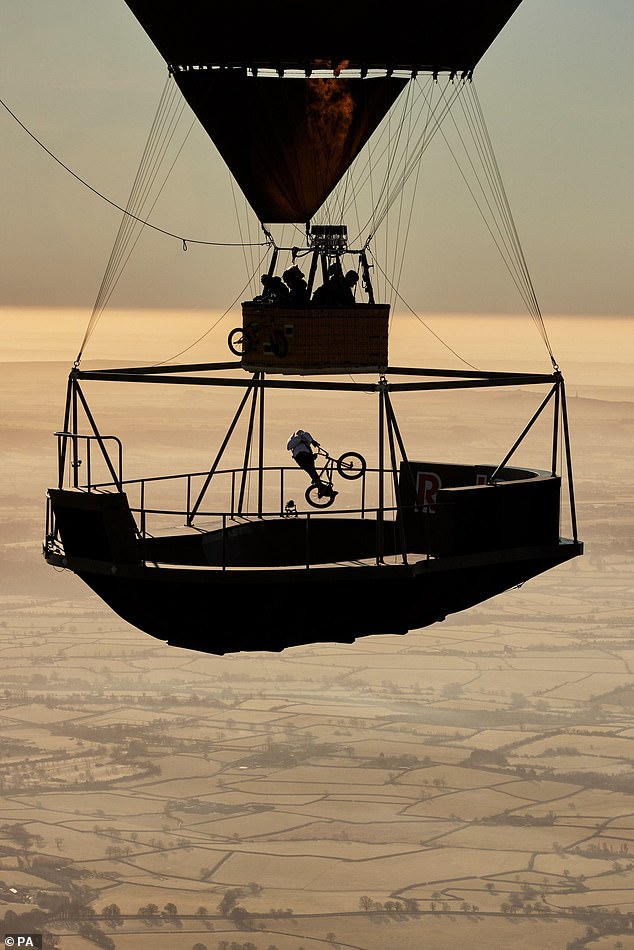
[
  {"left": 337, "top": 452, "right": 366, "bottom": 480},
  {"left": 305, "top": 484, "right": 336, "bottom": 509}
]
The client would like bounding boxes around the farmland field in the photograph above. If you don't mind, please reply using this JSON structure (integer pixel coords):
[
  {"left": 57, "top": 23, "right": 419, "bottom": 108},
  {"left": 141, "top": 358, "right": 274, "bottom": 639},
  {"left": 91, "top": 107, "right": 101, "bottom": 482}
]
[{"left": 1, "top": 314, "right": 634, "bottom": 950}]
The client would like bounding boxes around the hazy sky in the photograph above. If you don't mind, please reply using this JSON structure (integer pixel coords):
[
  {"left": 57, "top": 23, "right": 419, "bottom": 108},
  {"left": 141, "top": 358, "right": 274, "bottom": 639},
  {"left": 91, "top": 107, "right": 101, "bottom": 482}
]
[{"left": 1, "top": 0, "right": 633, "bottom": 317}]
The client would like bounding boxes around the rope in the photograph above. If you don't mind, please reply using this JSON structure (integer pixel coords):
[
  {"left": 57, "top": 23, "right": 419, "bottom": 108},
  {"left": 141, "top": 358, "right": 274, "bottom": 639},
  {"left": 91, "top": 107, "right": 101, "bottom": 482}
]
[
  {"left": 150, "top": 248, "right": 270, "bottom": 366},
  {"left": 389, "top": 81, "right": 423, "bottom": 314},
  {"left": 371, "top": 255, "right": 480, "bottom": 370},
  {"left": 435, "top": 81, "right": 558, "bottom": 368},
  {"left": 354, "top": 78, "right": 464, "bottom": 241},
  {"left": 316, "top": 74, "right": 557, "bottom": 371},
  {"left": 4, "top": 69, "right": 559, "bottom": 371},
  {"left": 71, "top": 75, "right": 273, "bottom": 362},
  {"left": 78, "top": 78, "right": 193, "bottom": 359},
  {"left": 0, "top": 92, "right": 267, "bottom": 251},
  {"left": 470, "top": 84, "right": 556, "bottom": 365}
]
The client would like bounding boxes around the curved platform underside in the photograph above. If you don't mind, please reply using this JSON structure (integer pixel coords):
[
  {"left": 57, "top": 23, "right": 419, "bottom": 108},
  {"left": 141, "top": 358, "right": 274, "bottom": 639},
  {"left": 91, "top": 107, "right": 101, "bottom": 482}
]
[{"left": 47, "top": 540, "right": 581, "bottom": 655}]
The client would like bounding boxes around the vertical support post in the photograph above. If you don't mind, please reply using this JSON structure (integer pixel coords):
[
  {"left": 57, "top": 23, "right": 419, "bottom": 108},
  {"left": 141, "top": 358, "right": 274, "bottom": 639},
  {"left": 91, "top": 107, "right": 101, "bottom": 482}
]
[
  {"left": 384, "top": 385, "right": 433, "bottom": 557},
  {"left": 551, "top": 377, "right": 561, "bottom": 477},
  {"left": 189, "top": 376, "right": 257, "bottom": 524},
  {"left": 257, "top": 372, "right": 265, "bottom": 518},
  {"left": 307, "top": 248, "right": 319, "bottom": 296},
  {"left": 560, "top": 380, "right": 579, "bottom": 544},
  {"left": 238, "top": 373, "right": 261, "bottom": 515},
  {"left": 377, "top": 379, "right": 385, "bottom": 564},
  {"left": 140, "top": 481, "right": 146, "bottom": 537},
  {"left": 267, "top": 247, "right": 279, "bottom": 279},
  {"left": 320, "top": 252, "right": 328, "bottom": 285},
  {"left": 71, "top": 375, "right": 79, "bottom": 488},
  {"left": 74, "top": 383, "right": 123, "bottom": 491},
  {"left": 384, "top": 392, "right": 409, "bottom": 565},
  {"left": 58, "top": 373, "right": 74, "bottom": 489}
]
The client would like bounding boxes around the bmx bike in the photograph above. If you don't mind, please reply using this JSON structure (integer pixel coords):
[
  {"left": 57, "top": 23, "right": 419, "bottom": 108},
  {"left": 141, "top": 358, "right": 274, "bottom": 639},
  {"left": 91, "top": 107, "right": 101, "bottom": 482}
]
[
  {"left": 228, "top": 320, "right": 288, "bottom": 358},
  {"left": 304, "top": 446, "right": 367, "bottom": 509}
]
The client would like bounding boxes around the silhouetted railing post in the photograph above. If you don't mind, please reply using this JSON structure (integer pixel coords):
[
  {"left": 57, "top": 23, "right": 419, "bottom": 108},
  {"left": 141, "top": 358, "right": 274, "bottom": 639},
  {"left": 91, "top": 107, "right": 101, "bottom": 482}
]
[
  {"left": 140, "top": 481, "right": 146, "bottom": 537},
  {"left": 560, "top": 380, "right": 579, "bottom": 544},
  {"left": 377, "top": 380, "right": 386, "bottom": 564},
  {"left": 552, "top": 378, "right": 561, "bottom": 477}
]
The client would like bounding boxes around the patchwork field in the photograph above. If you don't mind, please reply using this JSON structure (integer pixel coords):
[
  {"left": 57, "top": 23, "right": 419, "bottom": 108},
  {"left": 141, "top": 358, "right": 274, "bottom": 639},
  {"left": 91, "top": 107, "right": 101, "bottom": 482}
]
[{"left": 1, "top": 321, "right": 633, "bottom": 950}]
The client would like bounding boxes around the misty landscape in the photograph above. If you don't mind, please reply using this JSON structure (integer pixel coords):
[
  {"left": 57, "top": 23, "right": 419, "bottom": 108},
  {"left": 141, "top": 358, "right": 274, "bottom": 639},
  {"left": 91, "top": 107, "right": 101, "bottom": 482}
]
[
  {"left": 0, "top": 312, "right": 632, "bottom": 950},
  {"left": 2, "top": 1, "right": 632, "bottom": 947}
]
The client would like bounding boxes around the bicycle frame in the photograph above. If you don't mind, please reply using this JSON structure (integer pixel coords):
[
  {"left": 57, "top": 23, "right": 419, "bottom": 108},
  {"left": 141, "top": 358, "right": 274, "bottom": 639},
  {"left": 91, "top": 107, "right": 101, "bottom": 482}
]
[{"left": 313, "top": 448, "right": 337, "bottom": 488}]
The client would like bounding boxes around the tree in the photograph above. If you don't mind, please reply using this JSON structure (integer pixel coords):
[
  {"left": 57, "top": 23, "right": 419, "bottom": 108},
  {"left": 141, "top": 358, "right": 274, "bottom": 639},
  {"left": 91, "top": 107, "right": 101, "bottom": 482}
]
[
  {"left": 509, "top": 892, "right": 524, "bottom": 914},
  {"left": 192, "top": 944, "right": 208, "bottom": 950},
  {"left": 78, "top": 922, "right": 114, "bottom": 949},
  {"left": 102, "top": 903, "right": 123, "bottom": 928},
  {"left": 138, "top": 902, "right": 160, "bottom": 926},
  {"left": 218, "top": 888, "right": 243, "bottom": 916},
  {"left": 229, "top": 905, "right": 251, "bottom": 926},
  {"left": 359, "top": 896, "right": 373, "bottom": 912}
]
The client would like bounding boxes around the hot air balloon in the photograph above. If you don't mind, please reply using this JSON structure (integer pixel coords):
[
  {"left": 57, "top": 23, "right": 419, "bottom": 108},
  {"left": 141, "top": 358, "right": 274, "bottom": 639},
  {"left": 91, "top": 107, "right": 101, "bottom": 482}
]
[{"left": 44, "top": 0, "right": 583, "bottom": 653}]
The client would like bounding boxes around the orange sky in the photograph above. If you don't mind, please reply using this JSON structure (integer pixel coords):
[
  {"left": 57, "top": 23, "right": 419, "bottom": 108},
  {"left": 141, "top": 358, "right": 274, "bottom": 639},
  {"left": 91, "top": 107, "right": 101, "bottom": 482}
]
[{"left": 0, "top": 1, "right": 633, "bottom": 319}]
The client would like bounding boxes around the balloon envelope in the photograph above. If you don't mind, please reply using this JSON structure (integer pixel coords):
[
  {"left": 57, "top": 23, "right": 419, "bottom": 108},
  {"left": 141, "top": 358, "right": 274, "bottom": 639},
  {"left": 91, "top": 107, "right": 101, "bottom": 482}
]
[{"left": 124, "top": 0, "right": 523, "bottom": 222}]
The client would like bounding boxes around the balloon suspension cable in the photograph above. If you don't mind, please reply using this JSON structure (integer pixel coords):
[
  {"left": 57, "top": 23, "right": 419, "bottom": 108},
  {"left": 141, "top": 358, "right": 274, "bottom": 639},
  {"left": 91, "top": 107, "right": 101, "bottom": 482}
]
[
  {"left": 150, "top": 247, "right": 271, "bottom": 367},
  {"left": 370, "top": 255, "right": 479, "bottom": 371},
  {"left": 65, "top": 76, "right": 272, "bottom": 365},
  {"left": 0, "top": 93, "right": 267, "bottom": 253},
  {"left": 0, "top": 89, "right": 263, "bottom": 368},
  {"left": 437, "top": 80, "right": 559, "bottom": 371}
]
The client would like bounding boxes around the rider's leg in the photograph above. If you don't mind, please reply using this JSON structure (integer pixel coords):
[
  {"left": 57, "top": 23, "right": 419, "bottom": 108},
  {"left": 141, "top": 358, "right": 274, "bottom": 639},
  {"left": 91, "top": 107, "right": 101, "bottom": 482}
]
[{"left": 294, "top": 450, "right": 320, "bottom": 485}]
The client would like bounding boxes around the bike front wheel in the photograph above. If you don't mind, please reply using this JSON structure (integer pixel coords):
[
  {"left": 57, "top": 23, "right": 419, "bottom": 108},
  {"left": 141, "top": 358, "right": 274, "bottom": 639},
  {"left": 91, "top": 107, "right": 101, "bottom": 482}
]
[
  {"left": 228, "top": 322, "right": 258, "bottom": 356},
  {"left": 305, "top": 485, "right": 336, "bottom": 509},
  {"left": 337, "top": 452, "right": 366, "bottom": 480},
  {"left": 228, "top": 327, "right": 247, "bottom": 356}
]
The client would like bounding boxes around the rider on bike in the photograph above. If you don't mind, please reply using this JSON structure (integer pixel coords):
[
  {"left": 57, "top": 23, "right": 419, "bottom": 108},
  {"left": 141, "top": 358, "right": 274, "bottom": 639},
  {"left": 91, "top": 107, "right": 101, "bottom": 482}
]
[{"left": 286, "top": 429, "right": 337, "bottom": 499}]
